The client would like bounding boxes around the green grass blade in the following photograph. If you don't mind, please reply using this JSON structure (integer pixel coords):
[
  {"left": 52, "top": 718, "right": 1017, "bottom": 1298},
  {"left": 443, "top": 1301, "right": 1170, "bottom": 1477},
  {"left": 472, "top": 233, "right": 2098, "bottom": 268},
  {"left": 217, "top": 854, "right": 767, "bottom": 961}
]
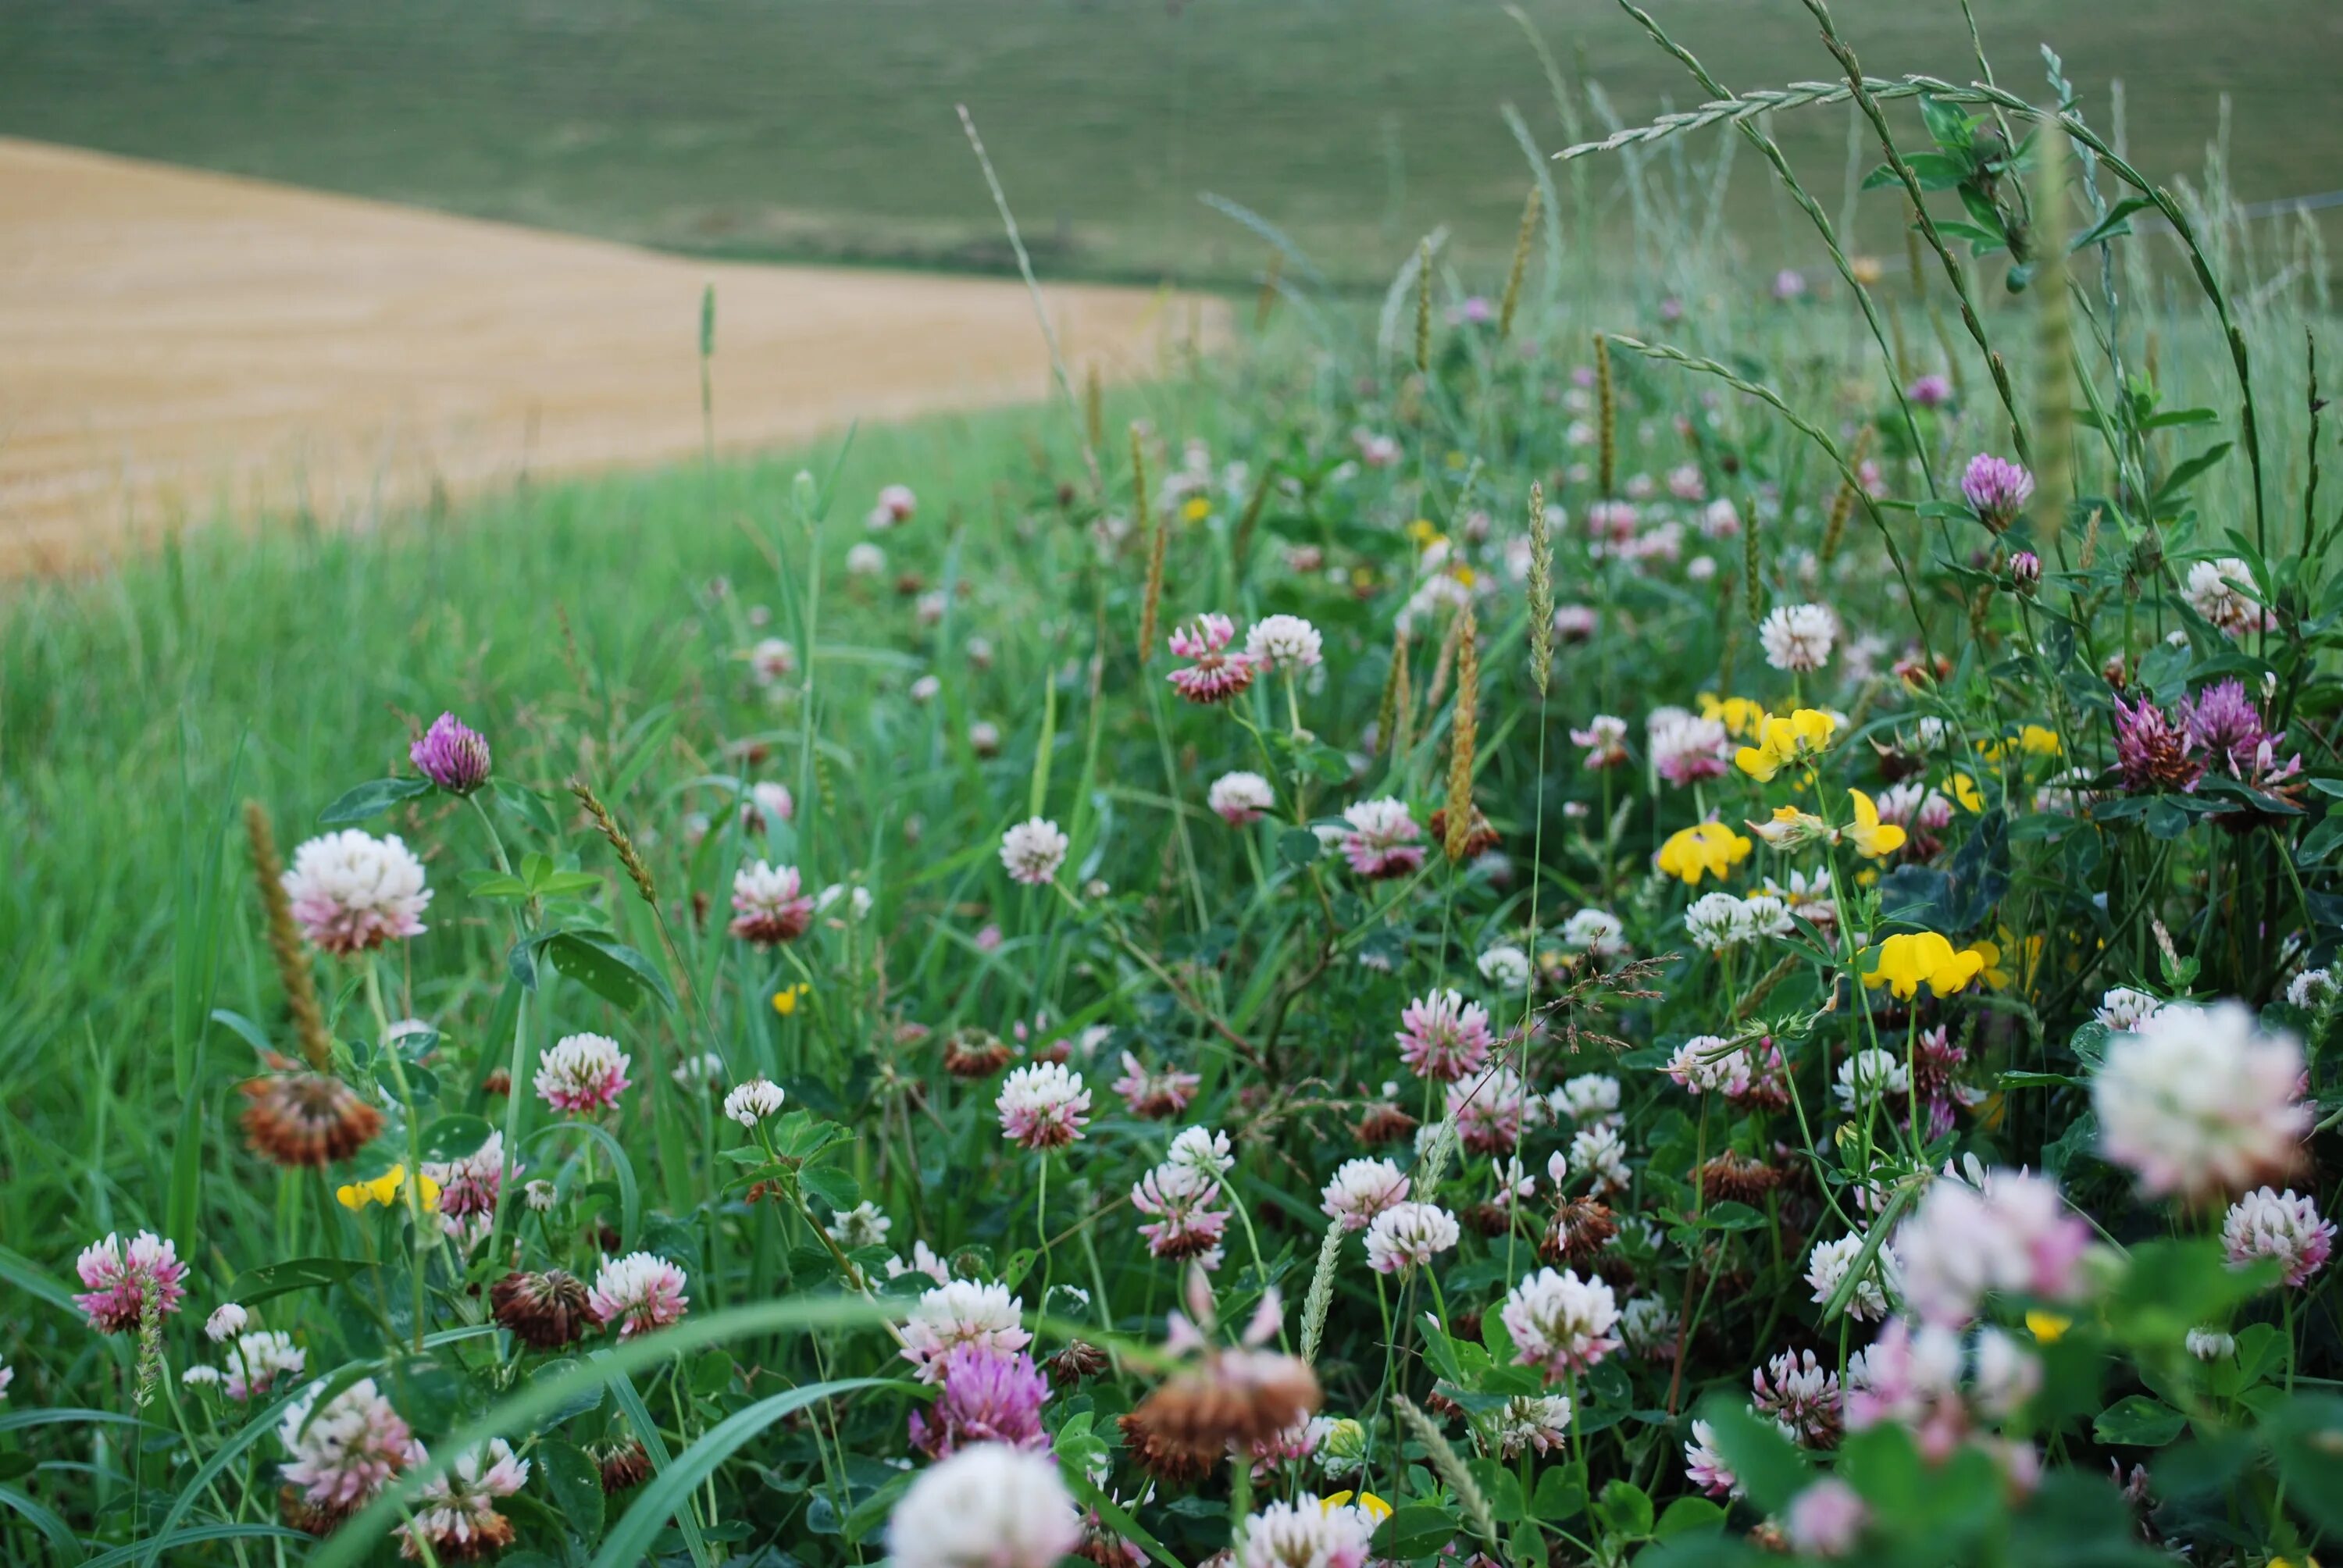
[{"left": 590, "top": 1377, "right": 906, "bottom": 1568}]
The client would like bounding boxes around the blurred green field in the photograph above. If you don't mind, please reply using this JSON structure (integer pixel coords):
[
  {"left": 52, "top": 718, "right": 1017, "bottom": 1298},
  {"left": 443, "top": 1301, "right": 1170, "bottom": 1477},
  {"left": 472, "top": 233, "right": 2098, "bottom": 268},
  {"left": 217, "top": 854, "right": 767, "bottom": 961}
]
[{"left": 3, "top": 0, "right": 2338, "bottom": 288}]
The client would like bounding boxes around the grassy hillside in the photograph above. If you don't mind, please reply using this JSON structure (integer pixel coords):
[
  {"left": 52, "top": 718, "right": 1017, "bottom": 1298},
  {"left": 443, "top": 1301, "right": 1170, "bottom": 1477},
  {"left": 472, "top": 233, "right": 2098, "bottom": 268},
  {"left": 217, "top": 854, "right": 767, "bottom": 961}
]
[{"left": 4, "top": 0, "right": 2338, "bottom": 286}]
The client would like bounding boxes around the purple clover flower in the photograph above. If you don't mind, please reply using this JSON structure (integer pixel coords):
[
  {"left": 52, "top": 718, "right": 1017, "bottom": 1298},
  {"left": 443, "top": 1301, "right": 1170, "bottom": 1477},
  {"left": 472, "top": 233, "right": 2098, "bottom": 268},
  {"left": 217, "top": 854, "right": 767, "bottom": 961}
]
[
  {"left": 908, "top": 1344, "right": 1050, "bottom": 1458},
  {"left": 412, "top": 712, "right": 492, "bottom": 794},
  {"left": 1960, "top": 454, "right": 2035, "bottom": 531}
]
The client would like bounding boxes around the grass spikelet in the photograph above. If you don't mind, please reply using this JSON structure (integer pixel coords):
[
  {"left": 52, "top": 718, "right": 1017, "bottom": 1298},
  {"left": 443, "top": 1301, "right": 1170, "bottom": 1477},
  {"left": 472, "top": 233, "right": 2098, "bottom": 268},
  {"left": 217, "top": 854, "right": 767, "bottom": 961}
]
[
  {"left": 1300, "top": 1220, "right": 1345, "bottom": 1367},
  {"left": 1414, "top": 237, "right": 1433, "bottom": 376},
  {"left": 1231, "top": 461, "right": 1275, "bottom": 569},
  {"left": 1526, "top": 480, "right": 1553, "bottom": 695},
  {"left": 1134, "top": 424, "right": 1165, "bottom": 660},
  {"left": 1083, "top": 363, "right": 1104, "bottom": 460},
  {"left": 568, "top": 777, "right": 657, "bottom": 905},
  {"left": 1498, "top": 186, "right": 1541, "bottom": 340},
  {"left": 1594, "top": 331, "right": 1617, "bottom": 496},
  {"left": 1821, "top": 425, "right": 1872, "bottom": 565},
  {"left": 1379, "top": 623, "right": 1414, "bottom": 757},
  {"left": 2031, "top": 121, "right": 2075, "bottom": 551},
  {"left": 244, "top": 798, "right": 330, "bottom": 1070},
  {"left": 1742, "top": 487, "right": 1765, "bottom": 623},
  {"left": 1396, "top": 1395, "right": 1500, "bottom": 1547},
  {"left": 1254, "top": 249, "right": 1284, "bottom": 333},
  {"left": 1444, "top": 605, "right": 1479, "bottom": 861}
]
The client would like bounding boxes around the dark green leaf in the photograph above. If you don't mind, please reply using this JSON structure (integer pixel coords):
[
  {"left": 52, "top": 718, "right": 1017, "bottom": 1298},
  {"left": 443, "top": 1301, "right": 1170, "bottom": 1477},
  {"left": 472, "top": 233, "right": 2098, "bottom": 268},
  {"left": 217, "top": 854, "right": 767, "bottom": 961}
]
[
  {"left": 1371, "top": 1505, "right": 1458, "bottom": 1559},
  {"left": 537, "top": 1439, "right": 606, "bottom": 1545},
  {"left": 544, "top": 930, "right": 676, "bottom": 1012},
  {"left": 226, "top": 1258, "right": 369, "bottom": 1306},
  {"left": 1277, "top": 828, "right": 1322, "bottom": 867},
  {"left": 418, "top": 1114, "right": 496, "bottom": 1162},
  {"left": 2094, "top": 1395, "right": 2186, "bottom": 1446},
  {"left": 319, "top": 777, "right": 432, "bottom": 825}
]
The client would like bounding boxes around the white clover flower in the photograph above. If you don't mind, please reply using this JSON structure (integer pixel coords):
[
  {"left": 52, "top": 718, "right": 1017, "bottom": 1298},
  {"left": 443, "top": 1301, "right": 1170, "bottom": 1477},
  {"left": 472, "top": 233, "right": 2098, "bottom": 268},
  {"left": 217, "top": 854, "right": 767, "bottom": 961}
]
[
  {"left": 2183, "top": 557, "right": 2272, "bottom": 640},
  {"left": 224, "top": 1330, "right": 307, "bottom": 1400},
  {"left": 1683, "top": 892, "right": 1749, "bottom": 953},
  {"left": 999, "top": 818, "right": 1070, "bottom": 886},
  {"left": 1560, "top": 907, "right": 1628, "bottom": 959},
  {"left": 2094, "top": 1001, "right": 2308, "bottom": 1199},
  {"left": 1758, "top": 603, "right": 1837, "bottom": 672},
  {"left": 816, "top": 882, "right": 876, "bottom": 921},
  {"left": 996, "top": 1062, "right": 1090, "bottom": 1149},
  {"left": 1321, "top": 1158, "right": 1410, "bottom": 1231},
  {"left": 182, "top": 1365, "right": 223, "bottom": 1389},
  {"left": 1568, "top": 1123, "right": 1630, "bottom": 1194},
  {"left": 1502, "top": 1267, "right": 1621, "bottom": 1378},
  {"left": 827, "top": 1202, "right": 894, "bottom": 1251},
  {"left": 1207, "top": 771, "right": 1277, "bottom": 825},
  {"left": 845, "top": 540, "right": 887, "bottom": 577},
  {"left": 1495, "top": 1392, "right": 1574, "bottom": 1458},
  {"left": 1555, "top": 1073, "right": 1622, "bottom": 1124},
  {"left": 1237, "top": 1498, "right": 1375, "bottom": 1568},
  {"left": 2222, "top": 1187, "right": 2334, "bottom": 1288},
  {"left": 282, "top": 831, "right": 431, "bottom": 954},
  {"left": 205, "top": 1303, "right": 249, "bottom": 1343},
  {"left": 723, "top": 1078, "right": 786, "bottom": 1128},
  {"left": 1620, "top": 1295, "right": 1678, "bottom": 1358},
  {"left": 1164, "top": 1125, "right": 1234, "bottom": 1179},
  {"left": 2286, "top": 968, "right": 2335, "bottom": 1012},
  {"left": 2186, "top": 1327, "right": 2235, "bottom": 1361},
  {"left": 2094, "top": 987, "right": 2161, "bottom": 1033},
  {"left": 748, "top": 637, "right": 797, "bottom": 684},
  {"left": 901, "top": 1281, "right": 1031, "bottom": 1380},
  {"left": 1833, "top": 1048, "right": 1912, "bottom": 1113},
  {"left": 1805, "top": 1233, "right": 1896, "bottom": 1322},
  {"left": 1243, "top": 614, "right": 1325, "bottom": 672},
  {"left": 887, "top": 1443, "right": 1080, "bottom": 1568},
  {"left": 1364, "top": 1202, "right": 1461, "bottom": 1275},
  {"left": 1477, "top": 943, "right": 1532, "bottom": 992}
]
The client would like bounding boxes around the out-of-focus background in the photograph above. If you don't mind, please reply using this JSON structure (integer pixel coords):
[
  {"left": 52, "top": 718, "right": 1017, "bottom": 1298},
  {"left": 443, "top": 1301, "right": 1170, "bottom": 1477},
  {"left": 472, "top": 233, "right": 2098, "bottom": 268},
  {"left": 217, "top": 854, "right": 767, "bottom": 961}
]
[{"left": 6, "top": 0, "right": 2336, "bottom": 287}]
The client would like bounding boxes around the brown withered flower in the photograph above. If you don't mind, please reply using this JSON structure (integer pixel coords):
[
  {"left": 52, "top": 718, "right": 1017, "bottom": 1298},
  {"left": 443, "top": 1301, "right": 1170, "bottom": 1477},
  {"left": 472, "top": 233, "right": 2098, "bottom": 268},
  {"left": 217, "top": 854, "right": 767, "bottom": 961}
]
[
  {"left": 480, "top": 1069, "right": 512, "bottom": 1098},
  {"left": 490, "top": 1269, "right": 594, "bottom": 1349},
  {"left": 592, "top": 1439, "right": 652, "bottom": 1493},
  {"left": 1464, "top": 1202, "right": 1516, "bottom": 1238},
  {"left": 1129, "top": 1348, "right": 1321, "bottom": 1461},
  {"left": 942, "top": 1028, "right": 1014, "bottom": 1079},
  {"left": 1354, "top": 1101, "right": 1418, "bottom": 1146},
  {"left": 1540, "top": 1196, "right": 1617, "bottom": 1266},
  {"left": 240, "top": 1071, "right": 384, "bottom": 1168},
  {"left": 1699, "top": 1150, "right": 1783, "bottom": 1206},
  {"left": 1426, "top": 805, "right": 1499, "bottom": 861},
  {"left": 1047, "top": 1340, "right": 1111, "bottom": 1387},
  {"left": 1116, "top": 1409, "right": 1214, "bottom": 1488}
]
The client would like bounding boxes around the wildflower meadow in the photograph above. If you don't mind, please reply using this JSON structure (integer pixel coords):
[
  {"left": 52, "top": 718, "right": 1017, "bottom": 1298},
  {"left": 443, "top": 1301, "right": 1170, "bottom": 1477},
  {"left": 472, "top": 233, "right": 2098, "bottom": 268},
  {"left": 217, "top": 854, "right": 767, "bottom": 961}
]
[{"left": 4, "top": 7, "right": 2342, "bottom": 1567}]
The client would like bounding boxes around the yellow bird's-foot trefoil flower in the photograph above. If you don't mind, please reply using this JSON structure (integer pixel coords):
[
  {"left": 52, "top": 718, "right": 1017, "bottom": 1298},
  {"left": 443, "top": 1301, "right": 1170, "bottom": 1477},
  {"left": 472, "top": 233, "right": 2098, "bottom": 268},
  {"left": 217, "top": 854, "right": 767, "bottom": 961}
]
[{"left": 1657, "top": 821, "right": 1753, "bottom": 886}]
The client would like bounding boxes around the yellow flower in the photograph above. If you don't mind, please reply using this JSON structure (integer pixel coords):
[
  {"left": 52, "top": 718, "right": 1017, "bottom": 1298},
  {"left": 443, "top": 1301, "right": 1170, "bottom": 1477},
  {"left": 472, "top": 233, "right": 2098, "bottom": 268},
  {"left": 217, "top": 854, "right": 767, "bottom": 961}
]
[
  {"left": 1181, "top": 496, "right": 1211, "bottom": 523},
  {"left": 1844, "top": 789, "right": 1907, "bottom": 860},
  {"left": 2024, "top": 1310, "right": 2071, "bottom": 1343},
  {"left": 337, "top": 1165, "right": 440, "bottom": 1213},
  {"left": 1697, "top": 693, "right": 1771, "bottom": 740},
  {"left": 2019, "top": 724, "right": 2063, "bottom": 757},
  {"left": 1749, "top": 804, "right": 1828, "bottom": 850},
  {"left": 1322, "top": 1491, "right": 1395, "bottom": 1523},
  {"left": 1863, "top": 932, "right": 1986, "bottom": 1000},
  {"left": 1950, "top": 771, "right": 1985, "bottom": 812},
  {"left": 1452, "top": 565, "right": 1477, "bottom": 589},
  {"left": 1444, "top": 449, "right": 1468, "bottom": 470},
  {"left": 1404, "top": 519, "right": 1440, "bottom": 547},
  {"left": 1971, "top": 930, "right": 2043, "bottom": 992},
  {"left": 1735, "top": 709, "right": 1836, "bottom": 781},
  {"left": 772, "top": 983, "right": 811, "bottom": 1017},
  {"left": 1657, "top": 821, "right": 1753, "bottom": 886}
]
